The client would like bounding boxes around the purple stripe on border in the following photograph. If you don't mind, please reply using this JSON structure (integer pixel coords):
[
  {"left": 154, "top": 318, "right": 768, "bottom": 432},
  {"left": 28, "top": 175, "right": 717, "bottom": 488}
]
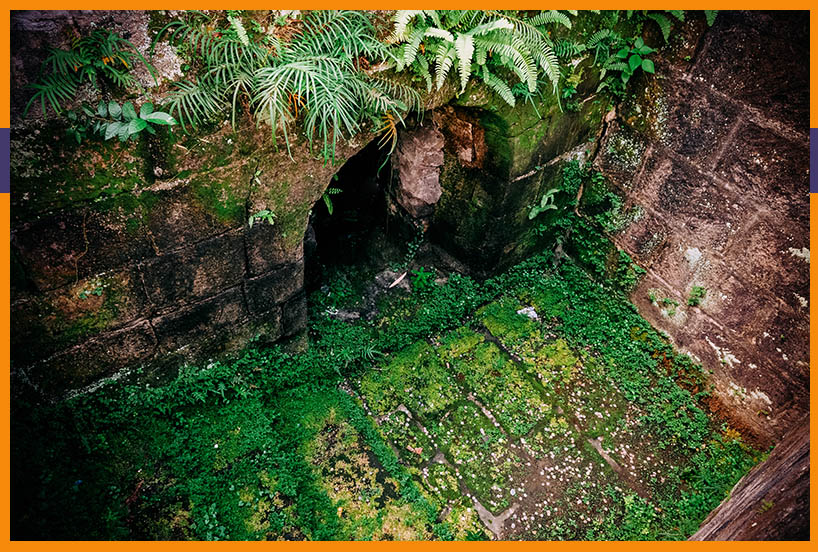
[
  {"left": 0, "top": 128, "right": 8, "bottom": 194},
  {"left": 812, "top": 128, "right": 817, "bottom": 193}
]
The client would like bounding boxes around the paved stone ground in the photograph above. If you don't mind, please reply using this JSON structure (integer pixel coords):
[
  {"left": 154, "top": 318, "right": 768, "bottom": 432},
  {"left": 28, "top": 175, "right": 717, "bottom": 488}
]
[{"left": 322, "top": 295, "right": 691, "bottom": 539}]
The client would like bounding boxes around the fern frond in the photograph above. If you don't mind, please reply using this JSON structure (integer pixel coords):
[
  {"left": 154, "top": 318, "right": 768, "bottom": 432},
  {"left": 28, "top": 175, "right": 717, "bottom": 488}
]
[
  {"left": 423, "top": 10, "right": 443, "bottom": 28},
  {"left": 24, "top": 73, "right": 78, "bottom": 116},
  {"left": 43, "top": 48, "right": 85, "bottom": 76},
  {"left": 704, "top": 10, "right": 719, "bottom": 26},
  {"left": 667, "top": 10, "right": 685, "bottom": 22},
  {"left": 393, "top": 10, "right": 424, "bottom": 40},
  {"left": 228, "top": 15, "right": 250, "bottom": 47},
  {"left": 467, "top": 18, "right": 514, "bottom": 36},
  {"left": 425, "top": 28, "right": 455, "bottom": 42},
  {"left": 530, "top": 10, "right": 572, "bottom": 29},
  {"left": 480, "top": 66, "right": 515, "bottom": 107},
  {"left": 164, "top": 80, "right": 225, "bottom": 131},
  {"left": 475, "top": 34, "right": 537, "bottom": 92},
  {"left": 553, "top": 39, "right": 586, "bottom": 59},
  {"left": 433, "top": 42, "right": 456, "bottom": 90},
  {"left": 455, "top": 34, "right": 474, "bottom": 92},
  {"left": 587, "top": 29, "right": 613, "bottom": 49},
  {"left": 403, "top": 27, "right": 427, "bottom": 67},
  {"left": 368, "top": 75, "right": 422, "bottom": 113},
  {"left": 293, "top": 10, "right": 386, "bottom": 62},
  {"left": 413, "top": 52, "right": 433, "bottom": 92},
  {"left": 647, "top": 13, "right": 672, "bottom": 42}
]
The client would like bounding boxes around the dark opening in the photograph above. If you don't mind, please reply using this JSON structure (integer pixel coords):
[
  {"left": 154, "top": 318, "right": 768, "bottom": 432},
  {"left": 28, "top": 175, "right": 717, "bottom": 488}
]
[{"left": 306, "top": 140, "right": 394, "bottom": 290}]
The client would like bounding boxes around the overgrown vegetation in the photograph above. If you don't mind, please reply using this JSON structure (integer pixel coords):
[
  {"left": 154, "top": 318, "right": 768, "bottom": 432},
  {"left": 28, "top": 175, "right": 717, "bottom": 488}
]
[
  {"left": 23, "top": 10, "right": 717, "bottom": 157},
  {"left": 24, "top": 29, "right": 158, "bottom": 117},
  {"left": 390, "top": 10, "right": 571, "bottom": 106},
  {"left": 12, "top": 235, "right": 759, "bottom": 540},
  {"left": 154, "top": 10, "right": 421, "bottom": 163},
  {"left": 13, "top": 9, "right": 751, "bottom": 542}
]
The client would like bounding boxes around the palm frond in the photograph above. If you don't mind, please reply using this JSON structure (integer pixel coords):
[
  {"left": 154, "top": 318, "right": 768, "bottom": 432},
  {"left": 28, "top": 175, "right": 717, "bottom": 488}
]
[{"left": 164, "top": 80, "right": 225, "bottom": 131}]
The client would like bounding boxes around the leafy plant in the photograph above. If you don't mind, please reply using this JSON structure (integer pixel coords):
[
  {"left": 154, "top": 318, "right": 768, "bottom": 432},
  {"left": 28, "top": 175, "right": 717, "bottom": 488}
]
[
  {"left": 25, "top": 29, "right": 158, "bottom": 117},
  {"left": 248, "top": 209, "right": 275, "bottom": 227},
  {"left": 322, "top": 186, "right": 342, "bottom": 216},
  {"left": 626, "top": 10, "right": 686, "bottom": 43},
  {"left": 410, "top": 266, "right": 435, "bottom": 293},
  {"left": 64, "top": 100, "right": 176, "bottom": 144},
  {"left": 391, "top": 10, "right": 572, "bottom": 107},
  {"left": 154, "top": 11, "right": 421, "bottom": 163},
  {"left": 528, "top": 188, "right": 560, "bottom": 219},
  {"left": 597, "top": 36, "right": 655, "bottom": 93},
  {"left": 687, "top": 286, "right": 707, "bottom": 306}
]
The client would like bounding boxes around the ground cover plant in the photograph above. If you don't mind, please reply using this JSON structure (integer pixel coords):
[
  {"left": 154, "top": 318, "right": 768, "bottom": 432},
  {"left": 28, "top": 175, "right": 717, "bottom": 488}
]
[{"left": 11, "top": 231, "right": 762, "bottom": 540}]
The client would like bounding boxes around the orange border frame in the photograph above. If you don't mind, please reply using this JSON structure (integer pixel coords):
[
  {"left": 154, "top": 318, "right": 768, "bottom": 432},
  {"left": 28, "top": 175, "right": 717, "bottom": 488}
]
[{"left": 1, "top": 2, "right": 814, "bottom": 548}]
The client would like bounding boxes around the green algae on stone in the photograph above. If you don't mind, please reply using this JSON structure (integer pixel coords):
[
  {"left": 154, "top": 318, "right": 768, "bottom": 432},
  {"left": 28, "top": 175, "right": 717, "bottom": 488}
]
[
  {"left": 476, "top": 296, "right": 539, "bottom": 346},
  {"left": 360, "top": 340, "right": 459, "bottom": 419}
]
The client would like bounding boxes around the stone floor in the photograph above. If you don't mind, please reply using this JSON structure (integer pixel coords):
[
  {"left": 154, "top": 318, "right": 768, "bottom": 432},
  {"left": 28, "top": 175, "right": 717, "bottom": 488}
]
[{"left": 322, "top": 294, "right": 689, "bottom": 539}]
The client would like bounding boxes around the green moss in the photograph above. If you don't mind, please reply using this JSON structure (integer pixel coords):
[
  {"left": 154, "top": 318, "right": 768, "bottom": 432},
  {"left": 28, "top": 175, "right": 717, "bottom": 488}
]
[
  {"left": 379, "top": 410, "right": 434, "bottom": 467},
  {"left": 14, "top": 272, "right": 135, "bottom": 360},
  {"left": 431, "top": 401, "right": 521, "bottom": 514},
  {"left": 190, "top": 174, "right": 247, "bottom": 226},
  {"left": 437, "top": 327, "right": 484, "bottom": 361},
  {"left": 360, "top": 340, "right": 459, "bottom": 419},
  {"left": 477, "top": 296, "right": 537, "bottom": 345},
  {"left": 456, "top": 341, "right": 552, "bottom": 438}
]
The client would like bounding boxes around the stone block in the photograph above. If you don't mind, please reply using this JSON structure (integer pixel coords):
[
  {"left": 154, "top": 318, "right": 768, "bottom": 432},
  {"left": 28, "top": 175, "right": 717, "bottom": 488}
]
[
  {"left": 714, "top": 121, "right": 809, "bottom": 226},
  {"left": 281, "top": 293, "right": 308, "bottom": 337},
  {"left": 244, "top": 221, "right": 304, "bottom": 277},
  {"left": 721, "top": 217, "right": 809, "bottom": 313},
  {"left": 692, "top": 11, "right": 808, "bottom": 133},
  {"left": 12, "top": 267, "right": 150, "bottom": 367},
  {"left": 633, "top": 80, "right": 739, "bottom": 170},
  {"left": 12, "top": 209, "right": 154, "bottom": 292},
  {"left": 27, "top": 320, "right": 156, "bottom": 397},
  {"left": 596, "top": 121, "right": 648, "bottom": 189},
  {"left": 152, "top": 286, "right": 248, "bottom": 356},
  {"left": 141, "top": 231, "right": 245, "bottom": 308},
  {"left": 245, "top": 262, "right": 304, "bottom": 316},
  {"left": 145, "top": 186, "right": 239, "bottom": 253}
]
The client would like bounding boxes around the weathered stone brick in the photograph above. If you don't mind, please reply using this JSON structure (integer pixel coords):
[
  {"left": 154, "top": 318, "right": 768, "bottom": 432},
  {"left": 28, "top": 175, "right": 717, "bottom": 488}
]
[
  {"left": 141, "top": 231, "right": 245, "bottom": 308},
  {"left": 152, "top": 286, "right": 248, "bottom": 355},
  {"left": 27, "top": 320, "right": 156, "bottom": 397}
]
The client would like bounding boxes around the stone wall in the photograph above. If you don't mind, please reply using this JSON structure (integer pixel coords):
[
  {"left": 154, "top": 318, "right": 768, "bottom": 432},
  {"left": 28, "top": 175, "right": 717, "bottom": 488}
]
[
  {"left": 595, "top": 11, "right": 809, "bottom": 448},
  {"left": 389, "top": 61, "right": 606, "bottom": 276},
  {"left": 9, "top": 11, "right": 373, "bottom": 398}
]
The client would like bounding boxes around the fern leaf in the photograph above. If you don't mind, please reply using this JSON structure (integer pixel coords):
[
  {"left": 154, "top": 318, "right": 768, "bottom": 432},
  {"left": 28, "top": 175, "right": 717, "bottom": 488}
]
[
  {"left": 425, "top": 27, "right": 455, "bottom": 42},
  {"left": 480, "top": 66, "right": 515, "bottom": 107},
  {"left": 704, "top": 10, "right": 719, "bottom": 26},
  {"left": 403, "top": 27, "right": 426, "bottom": 66},
  {"left": 647, "top": 13, "right": 672, "bottom": 42},
  {"left": 455, "top": 33, "right": 474, "bottom": 93},
  {"left": 228, "top": 15, "right": 250, "bottom": 47},
  {"left": 164, "top": 80, "right": 224, "bottom": 131},
  {"left": 530, "top": 10, "right": 572, "bottom": 29},
  {"left": 467, "top": 18, "right": 514, "bottom": 36},
  {"left": 434, "top": 43, "right": 456, "bottom": 90},
  {"left": 423, "top": 10, "right": 443, "bottom": 28},
  {"left": 393, "top": 10, "right": 423, "bottom": 39},
  {"left": 667, "top": 10, "right": 685, "bottom": 22},
  {"left": 24, "top": 73, "right": 78, "bottom": 116},
  {"left": 475, "top": 44, "right": 487, "bottom": 66},
  {"left": 413, "top": 53, "right": 433, "bottom": 92},
  {"left": 586, "top": 29, "right": 612, "bottom": 49}
]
